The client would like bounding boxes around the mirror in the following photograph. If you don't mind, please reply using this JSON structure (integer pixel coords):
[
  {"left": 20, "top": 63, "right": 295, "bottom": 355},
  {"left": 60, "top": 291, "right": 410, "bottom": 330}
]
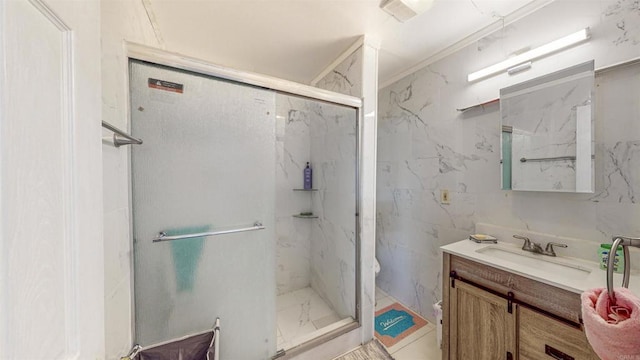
[{"left": 500, "top": 60, "right": 595, "bottom": 192}]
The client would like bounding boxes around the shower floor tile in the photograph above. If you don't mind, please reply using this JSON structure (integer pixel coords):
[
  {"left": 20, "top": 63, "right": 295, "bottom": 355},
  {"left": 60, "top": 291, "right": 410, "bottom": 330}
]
[{"left": 276, "top": 286, "right": 349, "bottom": 350}]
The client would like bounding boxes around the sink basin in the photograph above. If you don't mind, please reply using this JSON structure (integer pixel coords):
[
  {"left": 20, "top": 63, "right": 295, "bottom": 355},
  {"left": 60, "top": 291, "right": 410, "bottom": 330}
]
[{"left": 475, "top": 245, "right": 592, "bottom": 282}]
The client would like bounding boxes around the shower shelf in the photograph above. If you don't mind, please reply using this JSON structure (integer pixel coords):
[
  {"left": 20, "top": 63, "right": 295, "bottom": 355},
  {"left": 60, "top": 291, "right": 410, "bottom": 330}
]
[{"left": 293, "top": 190, "right": 317, "bottom": 218}]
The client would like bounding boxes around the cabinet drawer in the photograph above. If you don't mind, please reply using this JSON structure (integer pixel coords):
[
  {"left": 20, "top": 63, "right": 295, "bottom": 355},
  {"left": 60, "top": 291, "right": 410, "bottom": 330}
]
[{"left": 518, "top": 306, "right": 599, "bottom": 360}]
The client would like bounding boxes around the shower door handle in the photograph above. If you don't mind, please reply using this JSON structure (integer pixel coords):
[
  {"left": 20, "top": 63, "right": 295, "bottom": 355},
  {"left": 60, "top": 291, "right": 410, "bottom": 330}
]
[{"left": 152, "top": 221, "right": 265, "bottom": 242}]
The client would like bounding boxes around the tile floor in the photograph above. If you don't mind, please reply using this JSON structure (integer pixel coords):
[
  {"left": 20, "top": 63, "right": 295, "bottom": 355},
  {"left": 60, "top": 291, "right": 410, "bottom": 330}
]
[
  {"left": 375, "top": 288, "right": 441, "bottom": 360},
  {"left": 277, "top": 287, "right": 353, "bottom": 350}
]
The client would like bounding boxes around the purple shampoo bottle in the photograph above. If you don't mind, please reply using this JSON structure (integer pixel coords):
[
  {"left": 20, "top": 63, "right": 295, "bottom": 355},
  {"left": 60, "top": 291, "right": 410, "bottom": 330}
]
[{"left": 304, "top": 162, "right": 312, "bottom": 190}]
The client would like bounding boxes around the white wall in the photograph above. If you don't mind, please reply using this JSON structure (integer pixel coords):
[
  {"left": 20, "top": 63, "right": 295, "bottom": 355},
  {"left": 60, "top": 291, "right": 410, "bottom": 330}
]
[
  {"left": 377, "top": 0, "right": 640, "bottom": 321},
  {"left": 101, "top": 1, "right": 161, "bottom": 358}
]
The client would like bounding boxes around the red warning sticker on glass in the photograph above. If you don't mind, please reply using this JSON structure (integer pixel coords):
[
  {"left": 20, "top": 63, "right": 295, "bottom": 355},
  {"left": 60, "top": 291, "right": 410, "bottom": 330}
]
[{"left": 148, "top": 78, "right": 184, "bottom": 93}]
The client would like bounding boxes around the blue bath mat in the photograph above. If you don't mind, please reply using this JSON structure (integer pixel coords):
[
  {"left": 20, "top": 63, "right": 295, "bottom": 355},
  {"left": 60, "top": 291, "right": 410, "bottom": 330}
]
[{"left": 375, "top": 302, "right": 428, "bottom": 348}]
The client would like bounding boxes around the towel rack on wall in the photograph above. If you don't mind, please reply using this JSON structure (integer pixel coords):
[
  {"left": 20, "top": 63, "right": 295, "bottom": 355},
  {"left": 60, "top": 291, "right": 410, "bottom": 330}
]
[
  {"left": 152, "top": 221, "right": 265, "bottom": 243},
  {"left": 102, "top": 121, "right": 143, "bottom": 147},
  {"left": 520, "top": 156, "right": 576, "bottom": 163},
  {"left": 606, "top": 235, "right": 640, "bottom": 304}
]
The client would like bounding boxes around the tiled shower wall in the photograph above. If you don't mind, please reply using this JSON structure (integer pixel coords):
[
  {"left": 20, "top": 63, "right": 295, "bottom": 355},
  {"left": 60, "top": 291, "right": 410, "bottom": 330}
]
[
  {"left": 276, "top": 46, "right": 365, "bottom": 298},
  {"left": 308, "top": 100, "right": 357, "bottom": 318},
  {"left": 377, "top": 0, "right": 640, "bottom": 321},
  {"left": 311, "top": 47, "right": 362, "bottom": 317},
  {"left": 275, "top": 95, "right": 313, "bottom": 295},
  {"left": 275, "top": 94, "right": 357, "bottom": 318}
]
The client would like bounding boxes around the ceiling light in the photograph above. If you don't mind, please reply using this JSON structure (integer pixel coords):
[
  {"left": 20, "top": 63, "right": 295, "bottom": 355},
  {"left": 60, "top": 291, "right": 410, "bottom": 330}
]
[
  {"left": 381, "top": 0, "right": 434, "bottom": 22},
  {"left": 467, "top": 28, "right": 590, "bottom": 82}
]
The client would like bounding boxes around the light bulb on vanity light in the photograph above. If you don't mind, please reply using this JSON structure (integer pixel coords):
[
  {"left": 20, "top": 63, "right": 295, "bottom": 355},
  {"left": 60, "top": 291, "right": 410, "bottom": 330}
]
[{"left": 467, "top": 28, "right": 591, "bottom": 82}]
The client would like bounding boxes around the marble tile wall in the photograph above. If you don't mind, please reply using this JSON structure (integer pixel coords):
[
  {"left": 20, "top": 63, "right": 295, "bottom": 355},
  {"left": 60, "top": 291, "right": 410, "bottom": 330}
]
[
  {"left": 309, "top": 100, "right": 358, "bottom": 318},
  {"left": 315, "top": 47, "right": 363, "bottom": 97},
  {"left": 276, "top": 94, "right": 313, "bottom": 295},
  {"left": 377, "top": 0, "right": 640, "bottom": 321}
]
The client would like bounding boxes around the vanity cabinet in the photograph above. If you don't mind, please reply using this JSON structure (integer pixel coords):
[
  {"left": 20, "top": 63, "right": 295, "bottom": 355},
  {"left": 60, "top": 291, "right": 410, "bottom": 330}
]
[
  {"left": 519, "top": 306, "right": 598, "bottom": 360},
  {"left": 442, "top": 253, "right": 599, "bottom": 360},
  {"left": 449, "top": 281, "right": 516, "bottom": 359}
]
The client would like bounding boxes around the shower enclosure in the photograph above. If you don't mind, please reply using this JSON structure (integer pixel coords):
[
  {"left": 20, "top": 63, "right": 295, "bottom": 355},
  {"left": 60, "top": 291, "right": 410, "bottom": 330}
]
[
  {"left": 274, "top": 94, "right": 357, "bottom": 351},
  {"left": 129, "top": 60, "right": 358, "bottom": 359}
]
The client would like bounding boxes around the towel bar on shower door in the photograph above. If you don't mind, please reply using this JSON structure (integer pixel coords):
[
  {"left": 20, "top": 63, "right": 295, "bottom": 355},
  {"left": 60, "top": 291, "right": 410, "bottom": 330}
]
[
  {"left": 606, "top": 235, "right": 640, "bottom": 304},
  {"left": 152, "top": 221, "right": 265, "bottom": 243},
  {"left": 520, "top": 156, "right": 576, "bottom": 162}
]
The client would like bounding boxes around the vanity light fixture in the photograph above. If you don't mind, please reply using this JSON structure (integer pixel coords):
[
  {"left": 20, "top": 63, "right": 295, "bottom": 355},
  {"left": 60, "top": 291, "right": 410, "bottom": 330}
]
[
  {"left": 507, "top": 61, "right": 532, "bottom": 76},
  {"left": 467, "top": 28, "right": 590, "bottom": 82}
]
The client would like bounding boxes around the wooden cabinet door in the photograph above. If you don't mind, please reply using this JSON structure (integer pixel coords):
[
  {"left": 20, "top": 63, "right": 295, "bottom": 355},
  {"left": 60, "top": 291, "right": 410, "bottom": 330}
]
[
  {"left": 450, "top": 281, "right": 516, "bottom": 360},
  {"left": 518, "top": 306, "right": 599, "bottom": 360}
]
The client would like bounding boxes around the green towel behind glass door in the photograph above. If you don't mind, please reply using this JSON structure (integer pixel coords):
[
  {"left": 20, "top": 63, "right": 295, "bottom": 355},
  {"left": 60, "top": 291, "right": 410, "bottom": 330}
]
[{"left": 166, "top": 225, "right": 209, "bottom": 292}]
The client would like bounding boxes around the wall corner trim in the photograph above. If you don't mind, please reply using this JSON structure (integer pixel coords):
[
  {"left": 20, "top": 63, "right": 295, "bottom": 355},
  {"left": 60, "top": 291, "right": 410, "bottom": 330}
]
[{"left": 310, "top": 36, "right": 366, "bottom": 86}]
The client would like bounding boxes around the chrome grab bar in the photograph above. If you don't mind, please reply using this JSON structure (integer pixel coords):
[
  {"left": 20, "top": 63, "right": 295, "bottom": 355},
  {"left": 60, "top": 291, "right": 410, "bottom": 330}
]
[
  {"left": 606, "top": 235, "right": 640, "bottom": 303},
  {"left": 102, "top": 120, "right": 143, "bottom": 147},
  {"left": 152, "top": 221, "right": 265, "bottom": 243},
  {"left": 520, "top": 156, "right": 576, "bottom": 163}
]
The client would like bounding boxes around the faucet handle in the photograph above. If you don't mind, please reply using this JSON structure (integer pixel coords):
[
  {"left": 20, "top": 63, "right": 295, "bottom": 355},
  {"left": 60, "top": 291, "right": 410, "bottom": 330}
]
[
  {"left": 513, "top": 235, "right": 531, "bottom": 249},
  {"left": 544, "top": 242, "right": 567, "bottom": 256}
]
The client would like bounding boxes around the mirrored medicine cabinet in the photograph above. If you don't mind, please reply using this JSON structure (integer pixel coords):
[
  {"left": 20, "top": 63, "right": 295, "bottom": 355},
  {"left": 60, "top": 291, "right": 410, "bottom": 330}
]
[{"left": 500, "top": 60, "right": 595, "bottom": 193}]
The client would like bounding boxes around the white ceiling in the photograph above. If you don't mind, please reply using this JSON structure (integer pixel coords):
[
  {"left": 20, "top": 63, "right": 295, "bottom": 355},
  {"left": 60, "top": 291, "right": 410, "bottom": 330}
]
[{"left": 149, "top": 0, "right": 549, "bottom": 86}]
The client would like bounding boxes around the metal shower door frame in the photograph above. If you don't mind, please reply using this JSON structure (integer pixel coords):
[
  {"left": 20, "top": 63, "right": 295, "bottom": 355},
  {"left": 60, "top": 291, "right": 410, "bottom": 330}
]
[{"left": 124, "top": 42, "right": 364, "bottom": 357}]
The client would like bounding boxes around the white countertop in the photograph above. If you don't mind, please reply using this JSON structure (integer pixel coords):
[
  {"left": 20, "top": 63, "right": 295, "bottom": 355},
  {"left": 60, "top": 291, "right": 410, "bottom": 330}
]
[{"left": 442, "top": 239, "right": 640, "bottom": 296}]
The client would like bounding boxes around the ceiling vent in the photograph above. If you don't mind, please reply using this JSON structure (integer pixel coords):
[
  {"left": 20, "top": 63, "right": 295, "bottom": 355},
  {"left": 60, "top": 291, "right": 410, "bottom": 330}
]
[{"left": 381, "top": 0, "right": 434, "bottom": 22}]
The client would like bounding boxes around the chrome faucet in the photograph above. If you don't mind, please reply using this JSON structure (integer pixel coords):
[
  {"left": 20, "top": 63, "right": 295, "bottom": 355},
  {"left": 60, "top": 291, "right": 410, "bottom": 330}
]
[
  {"left": 513, "top": 235, "right": 567, "bottom": 257},
  {"left": 541, "top": 242, "right": 567, "bottom": 257},
  {"left": 514, "top": 235, "right": 543, "bottom": 253}
]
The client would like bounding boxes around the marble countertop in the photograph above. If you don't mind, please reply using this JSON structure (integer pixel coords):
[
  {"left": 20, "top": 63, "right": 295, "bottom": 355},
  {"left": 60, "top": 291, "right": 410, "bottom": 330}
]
[{"left": 442, "top": 239, "right": 640, "bottom": 296}]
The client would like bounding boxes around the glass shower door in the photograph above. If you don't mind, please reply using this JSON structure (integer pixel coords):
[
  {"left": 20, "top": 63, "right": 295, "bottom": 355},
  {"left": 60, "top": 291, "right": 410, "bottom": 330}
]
[{"left": 129, "top": 60, "right": 276, "bottom": 359}]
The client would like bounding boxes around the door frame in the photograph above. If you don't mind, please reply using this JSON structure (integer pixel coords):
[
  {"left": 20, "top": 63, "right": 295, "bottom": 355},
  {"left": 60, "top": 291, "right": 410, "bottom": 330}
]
[{"left": 126, "top": 43, "right": 361, "bottom": 108}]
